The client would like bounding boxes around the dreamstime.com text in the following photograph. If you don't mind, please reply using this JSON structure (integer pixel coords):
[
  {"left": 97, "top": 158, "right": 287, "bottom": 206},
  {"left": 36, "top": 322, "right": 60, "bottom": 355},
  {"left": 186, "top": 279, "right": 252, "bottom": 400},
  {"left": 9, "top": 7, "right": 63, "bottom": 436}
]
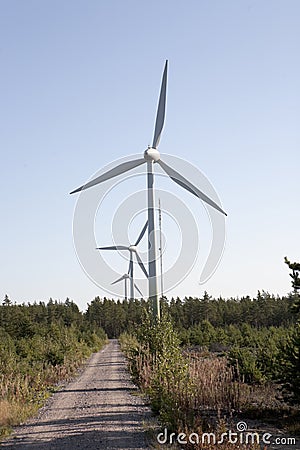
[{"left": 157, "top": 421, "right": 297, "bottom": 447}]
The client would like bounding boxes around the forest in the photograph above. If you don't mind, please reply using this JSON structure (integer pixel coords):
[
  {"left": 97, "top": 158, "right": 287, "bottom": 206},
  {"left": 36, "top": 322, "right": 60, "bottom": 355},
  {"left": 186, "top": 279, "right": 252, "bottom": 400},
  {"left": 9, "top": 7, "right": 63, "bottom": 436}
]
[{"left": 1, "top": 258, "right": 300, "bottom": 447}]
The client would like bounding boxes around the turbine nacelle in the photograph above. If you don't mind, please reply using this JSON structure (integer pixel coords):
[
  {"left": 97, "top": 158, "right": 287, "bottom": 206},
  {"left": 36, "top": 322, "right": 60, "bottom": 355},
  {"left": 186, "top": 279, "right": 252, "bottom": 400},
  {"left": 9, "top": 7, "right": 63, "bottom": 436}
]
[
  {"left": 128, "top": 245, "right": 137, "bottom": 253},
  {"left": 144, "top": 147, "right": 160, "bottom": 162}
]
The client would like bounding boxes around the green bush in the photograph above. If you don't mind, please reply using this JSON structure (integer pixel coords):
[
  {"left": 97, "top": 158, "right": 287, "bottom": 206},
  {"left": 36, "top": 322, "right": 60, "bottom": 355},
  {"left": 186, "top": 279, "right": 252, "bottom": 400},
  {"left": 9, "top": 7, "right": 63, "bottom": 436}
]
[
  {"left": 121, "top": 311, "right": 190, "bottom": 430},
  {"left": 228, "top": 346, "right": 264, "bottom": 383}
]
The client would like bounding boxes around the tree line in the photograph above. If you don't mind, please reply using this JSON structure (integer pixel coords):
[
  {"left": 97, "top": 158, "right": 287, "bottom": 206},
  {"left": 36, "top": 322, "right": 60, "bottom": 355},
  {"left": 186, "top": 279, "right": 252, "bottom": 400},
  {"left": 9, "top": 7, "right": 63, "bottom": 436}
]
[{"left": 85, "top": 291, "right": 296, "bottom": 338}]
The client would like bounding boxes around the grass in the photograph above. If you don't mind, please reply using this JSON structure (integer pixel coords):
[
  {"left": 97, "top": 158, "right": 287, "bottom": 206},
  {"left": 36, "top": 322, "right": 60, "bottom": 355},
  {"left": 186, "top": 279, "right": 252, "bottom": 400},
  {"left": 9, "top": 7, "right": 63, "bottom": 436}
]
[
  {"left": 0, "top": 398, "right": 40, "bottom": 438},
  {"left": 0, "top": 367, "right": 66, "bottom": 437}
]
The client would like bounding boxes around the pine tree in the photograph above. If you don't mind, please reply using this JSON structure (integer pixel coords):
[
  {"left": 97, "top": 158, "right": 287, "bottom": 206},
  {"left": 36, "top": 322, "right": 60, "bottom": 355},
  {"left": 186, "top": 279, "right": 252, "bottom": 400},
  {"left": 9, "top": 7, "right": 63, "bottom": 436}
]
[
  {"left": 2, "top": 294, "right": 11, "bottom": 306},
  {"left": 282, "top": 257, "right": 300, "bottom": 403},
  {"left": 284, "top": 256, "right": 300, "bottom": 313}
]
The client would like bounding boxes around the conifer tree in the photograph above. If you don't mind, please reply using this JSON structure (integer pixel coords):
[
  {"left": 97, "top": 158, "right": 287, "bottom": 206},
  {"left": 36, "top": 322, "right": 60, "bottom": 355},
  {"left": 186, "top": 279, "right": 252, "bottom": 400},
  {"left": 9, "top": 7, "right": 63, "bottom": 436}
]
[
  {"left": 282, "top": 257, "right": 300, "bottom": 403},
  {"left": 284, "top": 256, "right": 300, "bottom": 313}
]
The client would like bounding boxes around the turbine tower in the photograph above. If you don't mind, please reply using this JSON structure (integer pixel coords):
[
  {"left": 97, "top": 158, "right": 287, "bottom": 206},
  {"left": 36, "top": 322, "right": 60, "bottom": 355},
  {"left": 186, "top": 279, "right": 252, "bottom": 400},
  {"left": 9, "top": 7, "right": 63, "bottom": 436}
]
[
  {"left": 71, "top": 60, "right": 227, "bottom": 321},
  {"left": 96, "top": 221, "right": 148, "bottom": 300},
  {"left": 158, "top": 198, "right": 164, "bottom": 299}
]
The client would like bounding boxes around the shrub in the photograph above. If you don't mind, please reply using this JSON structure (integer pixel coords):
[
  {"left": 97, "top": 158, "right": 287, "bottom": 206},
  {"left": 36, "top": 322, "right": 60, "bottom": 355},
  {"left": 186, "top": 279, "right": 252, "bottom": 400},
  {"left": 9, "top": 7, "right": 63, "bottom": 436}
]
[{"left": 228, "top": 346, "right": 264, "bottom": 383}]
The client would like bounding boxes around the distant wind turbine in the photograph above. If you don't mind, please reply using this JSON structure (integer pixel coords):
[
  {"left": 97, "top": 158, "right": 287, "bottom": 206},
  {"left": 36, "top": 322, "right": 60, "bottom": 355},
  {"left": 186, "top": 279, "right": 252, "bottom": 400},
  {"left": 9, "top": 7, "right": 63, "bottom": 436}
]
[
  {"left": 71, "top": 60, "right": 227, "bottom": 320},
  {"left": 111, "top": 273, "right": 143, "bottom": 301},
  {"left": 97, "top": 221, "right": 148, "bottom": 301}
]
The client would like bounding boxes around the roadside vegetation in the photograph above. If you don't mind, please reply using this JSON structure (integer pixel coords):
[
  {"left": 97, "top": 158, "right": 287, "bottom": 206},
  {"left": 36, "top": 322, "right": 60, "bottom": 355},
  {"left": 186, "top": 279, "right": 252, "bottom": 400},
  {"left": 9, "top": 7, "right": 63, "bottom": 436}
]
[
  {"left": 117, "top": 258, "right": 300, "bottom": 448},
  {"left": 0, "top": 298, "right": 107, "bottom": 437},
  {"left": 1, "top": 257, "right": 299, "bottom": 446}
]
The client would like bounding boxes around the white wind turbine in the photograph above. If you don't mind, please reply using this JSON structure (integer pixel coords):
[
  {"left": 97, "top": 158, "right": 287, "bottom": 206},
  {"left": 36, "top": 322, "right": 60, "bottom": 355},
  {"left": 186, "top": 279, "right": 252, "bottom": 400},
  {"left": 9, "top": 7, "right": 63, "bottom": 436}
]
[
  {"left": 71, "top": 60, "right": 227, "bottom": 320},
  {"left": 96, "top": 221, "right": 148, "bottom": 301},
  {"left": 111, "top": 273, "right": 143, "bottom": 301}
]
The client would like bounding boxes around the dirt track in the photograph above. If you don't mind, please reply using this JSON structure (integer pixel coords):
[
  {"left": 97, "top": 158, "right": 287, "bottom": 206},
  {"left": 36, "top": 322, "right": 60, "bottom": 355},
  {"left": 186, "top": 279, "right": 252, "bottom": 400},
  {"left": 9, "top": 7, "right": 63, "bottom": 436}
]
[{"left": 1, "top": 340, "right": 152, "bottom": 449}]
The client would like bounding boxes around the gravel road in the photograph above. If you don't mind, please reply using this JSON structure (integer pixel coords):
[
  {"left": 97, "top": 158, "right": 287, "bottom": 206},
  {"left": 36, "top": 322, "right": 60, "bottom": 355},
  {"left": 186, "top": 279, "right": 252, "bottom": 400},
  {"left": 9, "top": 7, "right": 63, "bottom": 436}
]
[{"left": 1, "top": 340, "right": 153, "bottom": 449}]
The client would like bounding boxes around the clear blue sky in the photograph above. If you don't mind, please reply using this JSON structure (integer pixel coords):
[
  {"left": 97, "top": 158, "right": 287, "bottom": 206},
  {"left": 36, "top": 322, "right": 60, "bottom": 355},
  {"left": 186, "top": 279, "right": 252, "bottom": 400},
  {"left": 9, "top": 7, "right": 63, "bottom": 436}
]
[{"left": 1, "top": 0, "right": 299, "bottom": 310}]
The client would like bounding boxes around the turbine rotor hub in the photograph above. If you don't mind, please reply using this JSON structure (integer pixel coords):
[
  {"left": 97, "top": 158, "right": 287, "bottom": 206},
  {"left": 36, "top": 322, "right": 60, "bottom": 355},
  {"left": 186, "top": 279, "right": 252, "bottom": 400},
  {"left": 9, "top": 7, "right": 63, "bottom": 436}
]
[
  {"left": 128, "top": 245, "right": 137, "bottom": 252},
  {"left": 144, "top": 147, "right": 160, "bottom": 162}
]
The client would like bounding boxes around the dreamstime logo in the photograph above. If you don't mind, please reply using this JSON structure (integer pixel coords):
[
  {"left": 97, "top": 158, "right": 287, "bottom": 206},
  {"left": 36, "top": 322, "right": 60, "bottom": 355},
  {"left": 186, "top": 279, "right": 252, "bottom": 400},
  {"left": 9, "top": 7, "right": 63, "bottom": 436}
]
[
  {"left": 157, "top": 421, "right": 297, "bottom": 447},
  {"left": 72, "top": 153, "right": 226, "bottom": 297}
]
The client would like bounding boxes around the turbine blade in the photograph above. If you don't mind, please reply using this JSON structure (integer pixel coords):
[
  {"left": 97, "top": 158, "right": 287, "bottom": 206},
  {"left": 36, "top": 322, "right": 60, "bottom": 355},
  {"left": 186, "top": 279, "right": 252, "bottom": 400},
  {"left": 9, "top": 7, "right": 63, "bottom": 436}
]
[
  {"left": 134, "top": 220, "right": 148, "bottom": 246},
  {"left": 134, "top": 283, "right": 143, "bottom": 297},
  {"left": 152, "top": 60, "right": 168, "bottom": 149},
  {"left": 158, "top": 159, "right": 227, "bottom": 216},
  {"left": 70, "top": 158, "right": 145, "bottom": 194},
  {"left": 136, "top": 252, "right": 148, "bottom": 278},
  {"left": 128, "top": 259, "right": 133, "bottom": 277},
  {"left": 111, "top": 275, "right": 126, "bottom": 285},
  {"left": 96, "top": 245, "right": 128, "bottom": 250}
]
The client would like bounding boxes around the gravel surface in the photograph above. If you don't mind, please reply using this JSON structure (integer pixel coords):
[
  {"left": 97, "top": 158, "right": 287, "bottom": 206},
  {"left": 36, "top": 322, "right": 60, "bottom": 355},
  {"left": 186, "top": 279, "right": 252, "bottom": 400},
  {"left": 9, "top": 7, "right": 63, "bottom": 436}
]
[{"left": 1, "top": 340, "right": 153, "bottom": 449}]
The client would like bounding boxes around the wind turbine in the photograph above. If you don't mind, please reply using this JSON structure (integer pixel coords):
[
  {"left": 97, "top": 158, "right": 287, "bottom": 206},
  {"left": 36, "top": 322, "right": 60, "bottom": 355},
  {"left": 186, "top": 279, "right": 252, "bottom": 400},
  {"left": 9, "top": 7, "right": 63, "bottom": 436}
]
[
  {"left": 71, "top": 60, "right": 227, "bottom": 320},
  {"left": 111, "top": 273, "right": 143, "bottom": 301},
  {"left": 96, "top": 221, "right": 148, "bottom": 300}
]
